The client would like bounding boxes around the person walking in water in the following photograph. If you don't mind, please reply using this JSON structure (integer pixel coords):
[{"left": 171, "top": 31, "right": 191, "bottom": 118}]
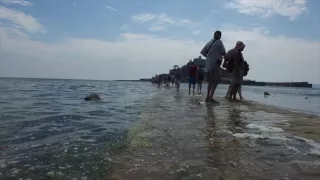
[
  {"left": 224, "top": 41, "right": 246, "bottom": 101},
  {"left": 174, "top": 68, "right": 183, "bottom": 90},
  {"left": 197, "top": 65, "right": 205, "bottom": 94},
  {"left": 200, "top": 31, "right": 226, "bottom": 103},
  {"left": 225, "top": 41, "right": 246, "bottom": 101},
  {"left": 157, "top": 74, "right": 162, "bottom": 87},
  {"left": 188, "top": 61, "right": 198, "bottom": 95}
]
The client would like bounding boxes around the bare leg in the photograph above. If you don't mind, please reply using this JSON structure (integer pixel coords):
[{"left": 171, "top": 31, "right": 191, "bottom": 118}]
[
  {"left": 225, "top": 84, "right": 232, "bottom": 99},
  {"left": 228, "top": 83, "right": 236, "bottom": 100},
  {"left": 210, "top": 83, "right": 218, "bottom": 100},
  {"left": 238, "top": 85, "right": 243, "bottom": 100},
  {"left": 232, "top": 84, "right": 240, "bottom": 101},
  {"left": 193, "top": 84, "right": 195, "bottom": 95},
  {"left": 206, "top": 83, "right": 212, "bottom": 101}
]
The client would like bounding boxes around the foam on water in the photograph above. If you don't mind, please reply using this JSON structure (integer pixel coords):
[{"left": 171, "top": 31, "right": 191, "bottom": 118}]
[
  {"left": 293, "top": 135, "right": 320, "bottom": 156},
  {"left": 233, "top": 133, "right": 263, "bottom": 139},
  {"left": 246, "top": 123, "right": 284, "bottom": 133}
]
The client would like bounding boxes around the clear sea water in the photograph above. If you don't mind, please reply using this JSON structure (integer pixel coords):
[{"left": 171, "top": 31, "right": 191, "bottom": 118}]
[{"left": 0, "top": 78, "right": 319, "bottom": 179}]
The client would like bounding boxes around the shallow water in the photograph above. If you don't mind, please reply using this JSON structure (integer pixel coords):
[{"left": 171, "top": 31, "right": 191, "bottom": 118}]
[{"left": 0, "top": 78, "right": 320, "bottom": 180}]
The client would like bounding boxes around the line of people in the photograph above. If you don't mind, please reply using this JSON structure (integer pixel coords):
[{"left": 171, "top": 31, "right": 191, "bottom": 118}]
[
  {"left": 151, "top": 30, "right": 249, "bottom": 103},
  {"left": 152, "top": 65, "right": 205, "bottom": 94},
  {"left": 152, "top": 74, "right": 175, "bottom": 87}
]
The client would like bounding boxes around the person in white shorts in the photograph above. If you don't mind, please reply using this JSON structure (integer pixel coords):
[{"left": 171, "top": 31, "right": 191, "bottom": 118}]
[{"left": 174, "top": 68, "right": 183, "bottom": 90}]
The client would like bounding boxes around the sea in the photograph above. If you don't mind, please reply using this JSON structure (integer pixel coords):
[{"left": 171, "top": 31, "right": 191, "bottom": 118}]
[{"left": 0, "top": 77, "right": 320, "bottom": 179}]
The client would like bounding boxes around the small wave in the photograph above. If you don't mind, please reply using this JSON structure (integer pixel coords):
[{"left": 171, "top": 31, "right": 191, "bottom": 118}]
[
  {"left": 293, "top": 135, "right": 320, "bottom": 156},
  {"left": 233, "top": 133, "right": 288, "bottom": 141},
  {"left": 233, "top": 133, "right": 263, "bottom": 139},
  {"left": 246, "top": 124, "right": 284, "bottom": 133},
  {"left": 309, "top": 149, "right": 320, "bottom": 157}
]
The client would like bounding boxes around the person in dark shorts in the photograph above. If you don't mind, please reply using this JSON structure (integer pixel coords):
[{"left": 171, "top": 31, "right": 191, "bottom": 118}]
[
  {"left": 188, "top": 61, "right": 197, "bottom": 95},
  {"left": 197, "top": 65, "right": 205, "bottom": 94}
]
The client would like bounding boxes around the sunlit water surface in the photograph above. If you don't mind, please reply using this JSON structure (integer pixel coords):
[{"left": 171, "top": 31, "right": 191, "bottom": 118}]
[{"left": 0, "top": 78, "right": 319, "bottom": 180}]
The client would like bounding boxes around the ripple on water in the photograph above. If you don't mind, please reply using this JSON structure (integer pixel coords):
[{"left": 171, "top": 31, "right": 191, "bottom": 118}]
[{"left": 0, "top": 80, "right": 154, "bottom": 179}]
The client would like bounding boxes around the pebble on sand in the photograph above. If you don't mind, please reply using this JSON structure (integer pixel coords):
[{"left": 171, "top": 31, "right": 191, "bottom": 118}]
[
  {"left": 47, "top": 171, "right": 55, "bottom": 176},
  {"left": 12, "top": 169, "right": 20, "bottom": 175}
]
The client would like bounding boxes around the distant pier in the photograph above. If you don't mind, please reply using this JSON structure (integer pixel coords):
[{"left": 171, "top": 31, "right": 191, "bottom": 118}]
[
  {"left": 141, "top": 78, "right": 313, "bottom": 88},
  {"left": 144, "top": 56, "right": 313, "bottom": 88}
]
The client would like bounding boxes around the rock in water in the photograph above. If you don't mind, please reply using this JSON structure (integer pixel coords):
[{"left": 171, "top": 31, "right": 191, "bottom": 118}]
[
  {"left": 84, "top": 94, "right": 101, "bottom": 101},
  {"left": 264, "top": 92, "right": 270, "bottom": 96}
]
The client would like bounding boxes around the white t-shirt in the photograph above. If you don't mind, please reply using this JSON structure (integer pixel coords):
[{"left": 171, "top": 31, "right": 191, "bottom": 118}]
[{"left": 200, "top": 39, "right": 226, "bottom": 72}]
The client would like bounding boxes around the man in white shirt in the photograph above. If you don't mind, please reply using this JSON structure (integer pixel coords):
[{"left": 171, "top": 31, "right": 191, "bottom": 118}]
[{"left": 200, "top": 31, "right": 226, "bottom": 103}]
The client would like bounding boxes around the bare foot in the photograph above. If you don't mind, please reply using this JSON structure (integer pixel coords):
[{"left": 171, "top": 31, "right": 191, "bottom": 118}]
[
  {"left": 211, "top": 99, "right": 220, "bottom": 104},
  {"left": 233, "top": 98, "right": 241, "bottom": 102}
]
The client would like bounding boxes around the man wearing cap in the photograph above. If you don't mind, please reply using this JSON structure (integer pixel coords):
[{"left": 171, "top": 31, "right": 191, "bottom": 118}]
[
  {"left": 225, "top": 41, "right": 246, "bottom": 101},
  {"left": 200, "top": 30, "right": 226, "bottom": 103}
]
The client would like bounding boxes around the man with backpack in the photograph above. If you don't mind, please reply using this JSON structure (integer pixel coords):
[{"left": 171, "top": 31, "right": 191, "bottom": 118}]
[
  {"left": 200, "top": 31, "right": 226, "bottom": 103},
  {"left": 224, "top": 41, "right": 246, "bottom": 101}
]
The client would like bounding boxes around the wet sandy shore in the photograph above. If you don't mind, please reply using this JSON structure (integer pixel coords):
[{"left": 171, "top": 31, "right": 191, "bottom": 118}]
[{"left": 110, "top": 94, "right": 320, "bottom": 180}]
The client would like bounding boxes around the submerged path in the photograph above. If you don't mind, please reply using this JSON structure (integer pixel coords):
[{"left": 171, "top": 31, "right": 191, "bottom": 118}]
[{"left": 110, "top": 90, "right": 320, "bottom": 180}]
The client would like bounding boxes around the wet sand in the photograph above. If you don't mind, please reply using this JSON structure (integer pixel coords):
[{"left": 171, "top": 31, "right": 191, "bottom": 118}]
[{"left": 110, "top": 95, "right": 320, "bottom": 180}]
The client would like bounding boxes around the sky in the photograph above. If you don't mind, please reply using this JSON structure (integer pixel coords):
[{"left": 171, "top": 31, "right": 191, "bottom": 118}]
[{"left": 0, "top": 0, "right": 319, "bottom": 83}]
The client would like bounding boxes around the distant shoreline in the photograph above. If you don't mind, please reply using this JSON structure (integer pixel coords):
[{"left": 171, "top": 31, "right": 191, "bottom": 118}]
[{"left": 138, "top": 78, "right": 313, "bottom": 88}]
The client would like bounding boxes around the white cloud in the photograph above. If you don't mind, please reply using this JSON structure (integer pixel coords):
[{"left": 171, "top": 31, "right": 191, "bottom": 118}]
[
  {"left": 157, "top": 13, "right": 175, "bottom": 24},
  {"left": 132, "top": 13, "right": 157, "bottom": 23},
  {"left": 0, "top": 25, "right": 319, "bottom": 83},
  {"left": 149, "top": 26, "right": 166, "bottom": 31},
  {"left": 134, "top": 13, "right": 199, "bottom": 33},
  {"left": 192, "top": 30, "right": 201, "bottom": 35},
  {"left": 0, "top": 5, "right": 45, "bottom": 33},
  {"left": 120, "top": 24, "right": 128, "bottom": 30},
  {"left": 0, "top": 0, "right": 32, "bottom": 6},
  {"left": 226, "top": 0, "right": 308, "bottom": 20},
  {"left": 106, "top": 5, "right": 118, "bottom": 11},
  {"left": 120, "top": 33, "right": 154, "bottom": 40}
]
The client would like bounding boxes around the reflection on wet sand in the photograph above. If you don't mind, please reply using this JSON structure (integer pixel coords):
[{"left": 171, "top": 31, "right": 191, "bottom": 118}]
[{"left": 111, "top": 91, "right": 320, "bottom": 180}]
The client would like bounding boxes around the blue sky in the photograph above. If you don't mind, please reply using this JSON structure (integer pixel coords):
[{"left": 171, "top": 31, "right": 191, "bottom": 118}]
[{"left": 0, "top": 0, "right": 319, "bottom": 83}]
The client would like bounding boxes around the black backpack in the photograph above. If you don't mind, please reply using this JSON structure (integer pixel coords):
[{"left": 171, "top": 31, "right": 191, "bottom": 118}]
[{"left": 243, "top": 61, "right": 249, "bottom": 76}]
